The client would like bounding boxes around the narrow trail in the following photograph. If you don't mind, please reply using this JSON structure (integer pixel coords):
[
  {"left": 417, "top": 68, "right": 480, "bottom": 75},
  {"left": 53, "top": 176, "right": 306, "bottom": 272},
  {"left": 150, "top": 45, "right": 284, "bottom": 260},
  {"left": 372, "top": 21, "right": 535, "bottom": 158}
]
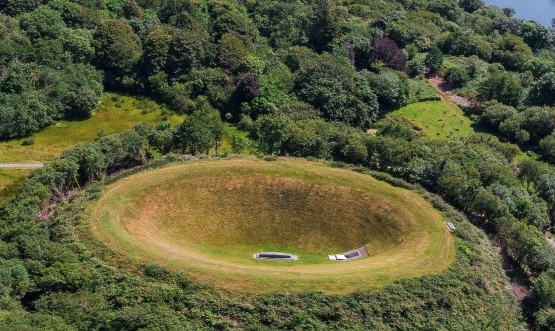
[
  {"left": 0, "top": 163, "right": 43, "bottom": 168},
  {"left": 427, "top": 76, "right": 476, "bottom": 108}
]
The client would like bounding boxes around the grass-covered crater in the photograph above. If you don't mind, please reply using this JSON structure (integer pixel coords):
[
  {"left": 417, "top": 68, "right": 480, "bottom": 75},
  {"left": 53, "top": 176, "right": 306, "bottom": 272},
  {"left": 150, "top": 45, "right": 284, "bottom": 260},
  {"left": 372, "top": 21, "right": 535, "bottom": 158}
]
[{"left": 86, "top": 158, "right": 454, "bottom": 292}]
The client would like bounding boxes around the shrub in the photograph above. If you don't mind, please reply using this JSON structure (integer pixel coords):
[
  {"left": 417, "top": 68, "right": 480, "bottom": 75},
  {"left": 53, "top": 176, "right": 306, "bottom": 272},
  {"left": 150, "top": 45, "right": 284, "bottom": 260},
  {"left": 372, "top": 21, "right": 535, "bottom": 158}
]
[
  {"left": 365, "top": 70, "right": 410, "bottom": 109},
  {"left": 21, "top": 138, "right": 35, "bottom": 146},
  {"left": 444, "top": 65, "right": 470, "bottom": 88},
  {"left": 478, "top": 71, "right": 523, "bottom": 106}
]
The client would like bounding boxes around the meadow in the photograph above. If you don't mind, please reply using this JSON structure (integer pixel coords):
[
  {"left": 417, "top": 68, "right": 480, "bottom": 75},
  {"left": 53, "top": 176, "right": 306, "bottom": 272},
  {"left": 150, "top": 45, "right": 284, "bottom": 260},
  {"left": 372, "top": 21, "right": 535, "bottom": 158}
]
[
  {"left": 390, "top": 100, "right": 474, "bottom": 139},
  {"left": 0, "top": 93, "right": 184, "bottom": 163}
]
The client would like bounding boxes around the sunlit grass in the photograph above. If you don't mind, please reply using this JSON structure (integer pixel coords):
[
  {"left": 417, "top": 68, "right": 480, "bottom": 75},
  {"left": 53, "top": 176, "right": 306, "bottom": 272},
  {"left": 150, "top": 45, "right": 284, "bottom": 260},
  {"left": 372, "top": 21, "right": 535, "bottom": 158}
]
[
  {"left": 390, "top": 100, "right": 474, "bottom": 139},
  {"left": 0, "top": 169, "right": 30, "bottom": 205},
  {"left": 0, "top": 93, "right": 185, "bottom": 163}
]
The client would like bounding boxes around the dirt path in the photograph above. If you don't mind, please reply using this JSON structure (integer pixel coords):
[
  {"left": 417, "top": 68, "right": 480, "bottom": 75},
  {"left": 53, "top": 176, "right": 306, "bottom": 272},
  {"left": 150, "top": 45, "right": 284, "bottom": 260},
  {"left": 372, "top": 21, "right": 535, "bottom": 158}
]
[
  {"left": 427, "top": 76, "right": 475, "bottom": 108},
  {"left": 545, "top": 231, "right": 555, "bottom": 249},
  {"left": 0, "top": 163, "right": 43, "bottom": 168}
]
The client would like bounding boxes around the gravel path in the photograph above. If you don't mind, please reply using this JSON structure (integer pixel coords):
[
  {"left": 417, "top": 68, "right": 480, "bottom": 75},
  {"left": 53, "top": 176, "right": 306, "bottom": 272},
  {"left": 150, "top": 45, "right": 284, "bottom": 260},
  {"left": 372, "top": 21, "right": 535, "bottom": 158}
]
[{"left": 0, "top": 163, "right": 43, "bottom": 168}]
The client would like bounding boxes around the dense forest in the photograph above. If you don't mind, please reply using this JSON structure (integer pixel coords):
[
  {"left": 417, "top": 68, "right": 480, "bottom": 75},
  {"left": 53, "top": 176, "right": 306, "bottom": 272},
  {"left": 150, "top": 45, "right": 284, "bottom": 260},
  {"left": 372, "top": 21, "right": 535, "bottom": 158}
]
[{"left": 1, "top": 0, "right": 555, "bottom": 330}]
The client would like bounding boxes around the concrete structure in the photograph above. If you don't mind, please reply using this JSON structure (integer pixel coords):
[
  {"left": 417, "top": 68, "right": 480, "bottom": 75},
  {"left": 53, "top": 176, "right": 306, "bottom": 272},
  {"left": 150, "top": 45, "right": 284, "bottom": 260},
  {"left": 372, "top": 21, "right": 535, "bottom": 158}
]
[
  {"left": 328, "top": 246, "right": 369, "bottom": 261},
  {"left": 253, "top": 252, "right": 298, "bottom": 261}
]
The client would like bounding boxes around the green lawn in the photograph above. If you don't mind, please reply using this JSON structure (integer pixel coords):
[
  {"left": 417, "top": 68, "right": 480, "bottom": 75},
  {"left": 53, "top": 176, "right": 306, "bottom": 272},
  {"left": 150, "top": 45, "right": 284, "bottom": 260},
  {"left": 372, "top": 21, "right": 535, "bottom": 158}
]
[
  {"left": 0, "top": 93, "right": 184, "bottom": 163},
  {"left": 390, "top": 100, "right": 474, "bottom": 139},
  {"left": 85, "top": 158, "right": 454, "bottom": 293}
]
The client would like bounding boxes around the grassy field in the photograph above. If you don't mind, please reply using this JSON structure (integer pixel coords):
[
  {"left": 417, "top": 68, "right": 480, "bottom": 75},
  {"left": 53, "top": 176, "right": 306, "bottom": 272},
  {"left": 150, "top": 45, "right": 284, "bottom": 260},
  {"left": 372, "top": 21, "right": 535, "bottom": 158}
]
[
  {"left": 86, "top": 158, "right": 454, "bottom": 293},
  {"left": 0, "top": 93, "right": 184, "bottom": 163},
  {"left": 0, "top": 169, "right": 29, "bottom": 205},
  {"left": 390, "top": 100, "right": 474, "bottom": 139}
]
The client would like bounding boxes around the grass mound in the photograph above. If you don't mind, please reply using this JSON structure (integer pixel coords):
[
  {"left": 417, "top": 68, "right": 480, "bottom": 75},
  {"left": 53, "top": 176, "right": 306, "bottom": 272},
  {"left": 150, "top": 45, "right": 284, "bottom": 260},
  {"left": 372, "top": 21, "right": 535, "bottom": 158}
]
[{"left": 87, "top": 158, "right": 454, "bottom": 292}]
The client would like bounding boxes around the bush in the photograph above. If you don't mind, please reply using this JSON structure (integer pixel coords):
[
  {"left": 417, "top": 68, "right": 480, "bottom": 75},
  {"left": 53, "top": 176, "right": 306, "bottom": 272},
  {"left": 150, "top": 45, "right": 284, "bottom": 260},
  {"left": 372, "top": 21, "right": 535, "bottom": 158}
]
[
  {"left": 425, "top": 47, "right": 443, "bottom": 72},
  {"left": 444, "top": 65, "right": 470, "bottom": 88},
  {"left": 21, "top": 138, "right": 35, "bottom": 146},
  {"left": 365, "top": 70, "right": 410, "bottom": 109},
  {"left": 478, "top": 71, "right": 523, "bottom": 106},
  {"left": 143, "top": 264, "right": 173, "bottom": 280}
]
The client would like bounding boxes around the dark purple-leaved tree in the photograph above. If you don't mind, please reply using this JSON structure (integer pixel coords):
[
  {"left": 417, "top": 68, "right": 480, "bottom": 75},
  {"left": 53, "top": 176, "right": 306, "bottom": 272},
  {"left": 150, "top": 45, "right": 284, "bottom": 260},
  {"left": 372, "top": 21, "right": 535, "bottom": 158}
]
[
  {"left": 370, "top": 35, "right": 407, "bottom": 72},
  {"left": 235, "top": 73, "right": 260, "bottom": 102}
]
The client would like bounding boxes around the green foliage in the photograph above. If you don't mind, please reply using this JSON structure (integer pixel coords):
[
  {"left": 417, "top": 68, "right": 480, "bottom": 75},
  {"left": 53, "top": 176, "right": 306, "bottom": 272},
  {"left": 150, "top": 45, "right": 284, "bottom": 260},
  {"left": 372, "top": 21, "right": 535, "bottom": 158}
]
[
  {"left": 210, "top": 1, "right": 257, "bottom": 42},
  {"left": 230, "top": 133, "right": 247, "bottom": 153},
  {"left": 425, "top": 46, "right": 443, "bottom": 72},
  {"left": 58, "top": 63, "right": 104, "bottom": 119},
  {"left": 365, "top": 70, "right": 410, "bottom": 109},
  {"left": 0, "top": 259, "right": 29, "bottom": 298},
  {"left": 492, "top": 34, "right": 533, "bottom": 71},
  {"left": 187, "top": 67, "right": 232, "bottom": 110},
  {"left": 540, "top": 134, "right": 555, "bottom": 163},
  {"left": 442, "top": 30, "right": 493, "bottom": 61},
  {"left": 38, "top": 262, "right": 99, "bottom": 292},
  {"left": 19, "top": 6, "right": 66, "bottom": 40},
  {"left": 425, "top": 0, "right": 463, "bottom": 21},
  {"left": 253, "top": 0, "right": 310, "bottom": 48},
  {"left": 444, "top": 65, "right": 470, "bottom": 87},
  {"left": 217, "top": 31, "right": 249, "bottom": 70},
  {"left": 255, "top": 115, "right": 290, "bottom": 155},
  {"left": 459, "top": 0, "right": 484, "bottom": 12},
  {"left": 0, "top": 310, "right": 75, "bottom": 331},
  {"left": 167, "top": 28, "right": 209, "bottom": 77},
  {"left": 529, "top": 72, "right": 555, "bottom": 106},
  {"left": 308, "top": 0, "right": 346, "bottom": 53},
  {"left": 381, "top": 11, "right": 444, "bottom": 50},
  {"left": 173, "top": 102, "right": 224, "bottom": 155},
  {"left": 61, "top": 28, "right": 94, "bottom": 63},
  {"left": 478, "top": 71, "right": 523, "bottom": 106},
  {"left": 532, "top": 272, "right": 555, "bottom": 309},
  {"left": 48, "top": 0, "right": 85, "bottom": 27},
  {"left": 92, "top": 19, "right": 142, "bottom": 76},
  {"left": 295, "top": 54, "right": 379, "bottom": 128},
  {"left": 0, "top": 0, "right": 41, "bottom": 16},
  {"left": 0, "top": 93, "right": 52, "bottom": 139},
  {"left": 61, "top": 142, "right": 106, "bottom": 184},
  {"left": 142, "top": 27, "right": 172, "bottom": 75},
  {"left": 248, "top": 74, "right": 289, "bottom": 118},
  {"left": 479, "top": 102, "right": 555, "bottom": 162}
]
